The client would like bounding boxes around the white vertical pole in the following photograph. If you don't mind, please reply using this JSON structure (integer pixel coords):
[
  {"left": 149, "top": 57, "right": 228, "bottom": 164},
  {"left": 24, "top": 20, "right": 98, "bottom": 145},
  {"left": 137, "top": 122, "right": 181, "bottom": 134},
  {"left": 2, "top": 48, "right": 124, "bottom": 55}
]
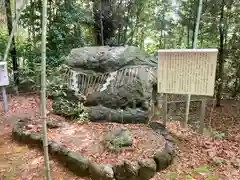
[{"left": 184, "top": 0, "right": 203, "bottom": 128}]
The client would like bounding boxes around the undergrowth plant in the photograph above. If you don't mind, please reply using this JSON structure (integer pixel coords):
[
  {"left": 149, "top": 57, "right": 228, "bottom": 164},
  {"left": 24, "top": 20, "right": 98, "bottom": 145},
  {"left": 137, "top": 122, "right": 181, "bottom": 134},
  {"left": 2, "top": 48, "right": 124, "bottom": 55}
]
[{"left": 14, "top": 58, "right": 89, "bottom": 122}]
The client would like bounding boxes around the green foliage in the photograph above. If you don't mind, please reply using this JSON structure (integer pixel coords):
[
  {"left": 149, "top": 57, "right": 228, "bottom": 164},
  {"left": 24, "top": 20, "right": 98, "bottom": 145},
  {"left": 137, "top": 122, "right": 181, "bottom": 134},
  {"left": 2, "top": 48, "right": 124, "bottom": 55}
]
[
  {"left": 46, "top": 63, "right": 69, "bottom": 97},
  {"left": 212, "top": 157, "right": 225, "bottom": 166},
  {"left": 19, "top": 0, "right": 90, "bottom": 66},
  {"left": 211, "top": 130, "right": 226, "bottom": 139},
  {"left": 52, "top": 97, "right": 88, "bottom": 123},
  {"left": 0, "top": 29, "right": 8, "bottom": 57},
  {"left": 46, "top": 64, "right": 89, "bottom": 122},
  {"left": 194, "top": 165, "right": 211, "bottom": 175},
  {"left": 166, "top": 164, "right": 220, "bottom": 179},
  {"left": 167, "top": 172, "right": 178, "bottom": 180}
]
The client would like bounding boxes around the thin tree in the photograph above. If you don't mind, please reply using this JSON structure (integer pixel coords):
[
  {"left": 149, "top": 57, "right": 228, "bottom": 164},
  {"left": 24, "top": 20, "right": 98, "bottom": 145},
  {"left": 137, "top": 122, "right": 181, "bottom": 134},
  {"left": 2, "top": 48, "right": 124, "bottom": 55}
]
[
  {"left": 5, "top": 0, "right": 19, "bottom": 90},
  {"left": 41, "top": 0, "right": 51, "bottom": 179},
  {"left": 216, "top": 0, "right": 225, "bottom": 106},
  {"left": 99, "top": 0, "right": 104, "bottom": 45}
]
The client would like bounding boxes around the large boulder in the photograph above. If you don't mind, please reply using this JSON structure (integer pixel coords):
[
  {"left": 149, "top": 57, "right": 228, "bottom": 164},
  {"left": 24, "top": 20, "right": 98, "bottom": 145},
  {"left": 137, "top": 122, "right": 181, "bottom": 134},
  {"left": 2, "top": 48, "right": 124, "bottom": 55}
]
[
  {"left": 53, "top": 46, "right": 157, "bottom": 122},
  {"left": 68, "top": 46, "right": 157, "bottom": 110},
  {"left": 84, "top": 77, "right": 151, "bottom": 110},
  {"left": 67, "top": 46, "right": 156, "bottom": 73}
]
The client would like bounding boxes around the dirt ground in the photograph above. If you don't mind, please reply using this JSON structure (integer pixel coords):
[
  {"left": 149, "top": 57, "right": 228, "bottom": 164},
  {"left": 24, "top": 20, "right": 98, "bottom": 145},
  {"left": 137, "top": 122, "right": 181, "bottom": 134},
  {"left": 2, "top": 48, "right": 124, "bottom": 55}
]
[
  {"left": 46, "top": 122, "right": 166, "bottom": 164},
  {"left": 0, "top": 95, "right": 239, "bottom": 180}
]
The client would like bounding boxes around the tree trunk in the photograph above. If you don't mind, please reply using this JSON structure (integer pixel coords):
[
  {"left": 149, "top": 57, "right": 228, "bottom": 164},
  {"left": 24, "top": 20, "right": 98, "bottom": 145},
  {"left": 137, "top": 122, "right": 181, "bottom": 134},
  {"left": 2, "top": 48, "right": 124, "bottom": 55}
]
[
  {"left": 187, "top": 23, "right": 190, "bottom": 48},
  {"left": 191, "top": 22, "right": 196, "bottom": 48},
  {"left": 41, "top": 0, "right": 52, "bottom": 179},
  {"left": 99, "top": 0, "right": 104, "bottom": 45},
  {"left": 93, "top": 0, "right": 115, "bottom": 45},
  {"left": 5, "top": 0, "right": 19, "bottom": 86},
  {"left": 123, "top": 2, "right": 133, "bottom": 44},
  {"left": 178, "top": 27, "right": 184, "bottom": 47},
  {"left": 216, "top": 0, "right": 225, "bottom": 107},
  {"left": 30, "top": 0, "right": 36, "bottom": 45},
  {"left": 64, "top": 0, "right": 73, "bottom": 10}
]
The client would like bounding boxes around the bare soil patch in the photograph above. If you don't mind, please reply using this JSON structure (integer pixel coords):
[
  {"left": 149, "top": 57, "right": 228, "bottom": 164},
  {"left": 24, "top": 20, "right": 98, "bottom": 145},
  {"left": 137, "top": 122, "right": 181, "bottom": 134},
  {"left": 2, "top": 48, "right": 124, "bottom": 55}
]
[{"left": 25, "top": 121, "right": 166, "bottom": 164}]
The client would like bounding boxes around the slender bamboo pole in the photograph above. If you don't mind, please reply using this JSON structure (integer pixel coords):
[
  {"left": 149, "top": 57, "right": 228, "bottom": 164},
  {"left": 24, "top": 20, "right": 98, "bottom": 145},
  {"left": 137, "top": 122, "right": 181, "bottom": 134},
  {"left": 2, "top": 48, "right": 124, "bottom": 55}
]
[
  {"left": 184, "top": 0, "right": 203, "bottom": 128},
  {"left": 41, "top": 0, "right": 52, "bottom": 179}
]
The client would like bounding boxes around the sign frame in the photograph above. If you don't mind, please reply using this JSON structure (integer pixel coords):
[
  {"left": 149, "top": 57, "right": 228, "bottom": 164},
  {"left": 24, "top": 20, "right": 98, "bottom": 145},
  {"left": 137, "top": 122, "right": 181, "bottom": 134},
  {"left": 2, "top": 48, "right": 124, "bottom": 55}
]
[{"left": 157, "top": 49, "right": 218, "bottom": 96}]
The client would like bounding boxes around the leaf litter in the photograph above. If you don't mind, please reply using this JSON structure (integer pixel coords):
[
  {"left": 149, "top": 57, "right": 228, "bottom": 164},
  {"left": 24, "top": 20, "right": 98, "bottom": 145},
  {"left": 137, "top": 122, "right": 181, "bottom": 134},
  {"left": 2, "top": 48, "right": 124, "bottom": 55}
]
[{"left": 0, "top": 95, "right": 239, "bottom": 179}]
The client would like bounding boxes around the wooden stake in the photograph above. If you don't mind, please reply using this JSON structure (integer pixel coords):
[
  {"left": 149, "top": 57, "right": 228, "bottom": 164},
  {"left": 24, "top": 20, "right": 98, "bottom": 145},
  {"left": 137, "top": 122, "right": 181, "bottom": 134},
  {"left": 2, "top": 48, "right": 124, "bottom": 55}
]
[
  {"left": 199, "top": 98, "right": 207, "bottom": 134},
  {"left": 163, "top": 94, "right": 168, "bottom": 126},
  {"left": 184, "top": 94, "right": 191, "bottom": 128}
]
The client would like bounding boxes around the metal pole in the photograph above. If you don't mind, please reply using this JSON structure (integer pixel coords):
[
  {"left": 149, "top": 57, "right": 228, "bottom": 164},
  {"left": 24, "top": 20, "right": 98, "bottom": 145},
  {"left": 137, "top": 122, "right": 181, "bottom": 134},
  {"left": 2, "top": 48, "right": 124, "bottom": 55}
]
[{"left": 184, "top": 0, "right": 203, "bottom": 128}]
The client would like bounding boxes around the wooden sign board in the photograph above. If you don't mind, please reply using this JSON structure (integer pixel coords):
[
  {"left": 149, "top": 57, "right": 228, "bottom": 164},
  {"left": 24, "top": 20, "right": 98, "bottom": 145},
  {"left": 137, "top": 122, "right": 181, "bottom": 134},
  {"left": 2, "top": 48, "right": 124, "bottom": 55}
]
[{"left": 157, "top": 49, "right": 218, "bottom": 96}]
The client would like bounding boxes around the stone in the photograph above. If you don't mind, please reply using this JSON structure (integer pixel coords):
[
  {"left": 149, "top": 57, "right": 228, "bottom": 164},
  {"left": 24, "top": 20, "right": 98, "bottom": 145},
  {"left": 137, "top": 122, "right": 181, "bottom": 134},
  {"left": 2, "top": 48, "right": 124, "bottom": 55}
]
[
  {"left": 21, "top": 131, "right": 31, "bottom": 142},
  {"left": 112, "top": 162, "right": 127, "bottom": 180},
  {"left": 65, "top": 151, "right": 89, "bottom": 176},
  {"left": 102, "top": 127, "right": 132, "bottom": 151},
  {"left": 165, "top": 135, "right": 175, "bottom": 143},
  {"left": 26, "top": 124, "right": 34, "bottom": 130},
  {"left": 68, "top": 46, "right": 157, "bottom": 110},
  {"left": 84, "top": 79, "right": 152, "bottom": 110},
  {"left": 47, "top": 120, "right": 62, "bottom": 129},
  {"left": 87, "top": 105, "right": 148, "bottom": 124},
  {"left": 57, "top": 146, "right": 71, "bottom": 163},
  {"left": 124, "top": 160, "right": 140, "bottom": 179},
  {"left": 67, "top": 46, "right": 156, "bottom": 73},
  {"left": 149, "top": 122, "right": 166, "bottom": 132},
  {"left": 103, "top": 165, "right": 115, "bottom": 180},
  {"left": 138, "top": 158, "right": 157, "bottom": 180},
  {"left": 29, "top": 132, "right": 43, "bottom": 145},
  {"left": 48, "top": 140, "right": 61, "bottom": 154},
  {"left": 53, "top": 46, "right": 158, "bottom": 120},
  {"left": 153, "top": 150, "right": 172, "bottom": 171},
  {"left": 164, "top": 142, "right": 175, "bottom": 158},
  {"left": 12, "top": 125, "right": 23, "bottom": 140},
  {"left": 89, "top": 162, "right": 115, "bottom": 180}
]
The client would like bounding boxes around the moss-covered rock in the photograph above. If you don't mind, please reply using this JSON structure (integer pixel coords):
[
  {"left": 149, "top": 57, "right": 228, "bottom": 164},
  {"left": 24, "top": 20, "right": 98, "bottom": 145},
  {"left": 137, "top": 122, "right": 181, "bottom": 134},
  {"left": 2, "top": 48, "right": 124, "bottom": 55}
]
[
  {"left": 65, "top": 151, "right": 89, "bottom": 176},
  {"left": 138, "top": 158, "right": 157, "bottom": 180},
  {"left": 48, "top": 140, "right": 61, "bottom": 154},
  {"left": 102, "top": 127, "right": 132, "bottom": 152},
  {"left": 87, "top": 105, "right": 148, "bottom": 124},
  {"left": 153, "top": 149, "right": 172, "bottom": 171},
  {"left": 89, "top": 162, "right": 114, "bottom": 180},
  {"left": 67, "top": 46, "right": 156, "bottom": 73},
  {"left": 112, "top": 162, "right": 126, "bottom": 180},
  {"left": 124, "top": 160, "right": 140, "bottom": 180}
]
